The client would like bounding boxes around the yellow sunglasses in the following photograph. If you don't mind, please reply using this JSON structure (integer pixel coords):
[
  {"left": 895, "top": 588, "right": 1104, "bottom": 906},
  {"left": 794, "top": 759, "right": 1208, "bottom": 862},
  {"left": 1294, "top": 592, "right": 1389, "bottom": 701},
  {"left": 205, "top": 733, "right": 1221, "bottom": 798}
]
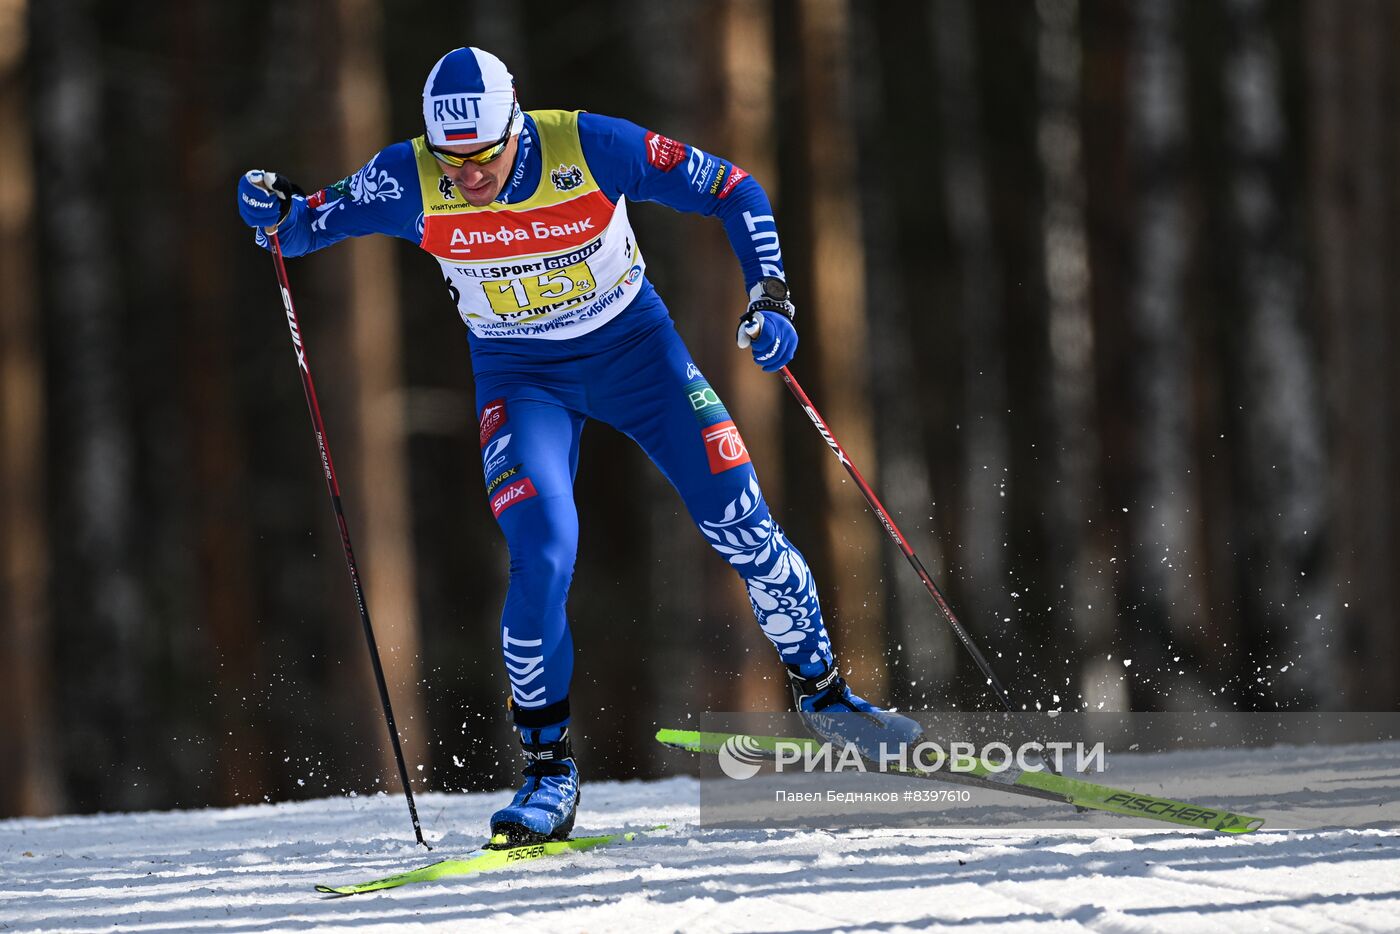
[{"left": 427, "top": 103, "right": 518, "bottom": 167}]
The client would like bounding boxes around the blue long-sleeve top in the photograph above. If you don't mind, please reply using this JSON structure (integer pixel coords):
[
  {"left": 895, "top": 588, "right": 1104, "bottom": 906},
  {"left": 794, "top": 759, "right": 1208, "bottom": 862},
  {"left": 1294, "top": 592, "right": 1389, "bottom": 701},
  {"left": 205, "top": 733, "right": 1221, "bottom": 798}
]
[{"left": 257, "top": 112, "right": 785, "bottom": 294}]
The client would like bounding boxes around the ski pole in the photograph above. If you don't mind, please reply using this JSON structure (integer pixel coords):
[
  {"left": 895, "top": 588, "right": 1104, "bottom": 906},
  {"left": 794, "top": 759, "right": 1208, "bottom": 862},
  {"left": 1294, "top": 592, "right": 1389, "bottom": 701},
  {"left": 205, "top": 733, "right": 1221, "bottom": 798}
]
[
  {"left": 778, "top": 365, "right": 1016, "bottom": 712},
  {"left": 266, "top": 231, "right": 430, "bottom": 849}
]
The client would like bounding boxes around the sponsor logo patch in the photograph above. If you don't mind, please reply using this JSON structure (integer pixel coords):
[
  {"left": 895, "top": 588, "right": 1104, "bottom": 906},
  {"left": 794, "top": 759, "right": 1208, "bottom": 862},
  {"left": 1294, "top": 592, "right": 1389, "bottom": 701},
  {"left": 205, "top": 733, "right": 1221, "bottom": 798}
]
[
  {"left": 490, "top": 477, "right": 538, "bottom": 517},
  {"left": 486, "top": 463, "right": 521, "bottom": 496},
  {"left": 482, "top": 432, "right": 513, "bottom": 471},
  {"left": 479, "top": 399, "right": 508, "bottom": 448},
  {"left": 423, "top": 190, "right": 615, "bottom": 260},
  {"left": 743, "top": 210, "right": 783, "bottom": 279},
  {"left": 708, "top": 167, "right": 727, "bottom": 196},
  {"left": 645, "top": 132, "right": 687, "bottom": 172},
  {"left": 718, "top": 165, "right": 750, "bottom": 199},
  {"left": 686, "top": 378, "right": 730, "bottom": 427},
  {"left": 431, "top": 96, "right": 483, "bottom": 122},
  {"left": 686, "top": 147, "right": 720, "bottom": 195},
  {"left": 551, "top": 163, "right": 585, "bottom": 192},
  {"left": 703, "top": 420, "right": 751, "bottom": 474}
]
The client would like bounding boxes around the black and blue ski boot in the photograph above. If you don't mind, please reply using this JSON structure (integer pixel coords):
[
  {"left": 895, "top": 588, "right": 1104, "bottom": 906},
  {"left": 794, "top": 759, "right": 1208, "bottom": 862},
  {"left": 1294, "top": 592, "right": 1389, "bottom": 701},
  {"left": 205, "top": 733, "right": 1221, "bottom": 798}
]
[
  {"left": 788, "top": 661, "right": 924, "bottom": 758},
  {"left": 490, "top": 724, "right": 580, "bottom": 844}
]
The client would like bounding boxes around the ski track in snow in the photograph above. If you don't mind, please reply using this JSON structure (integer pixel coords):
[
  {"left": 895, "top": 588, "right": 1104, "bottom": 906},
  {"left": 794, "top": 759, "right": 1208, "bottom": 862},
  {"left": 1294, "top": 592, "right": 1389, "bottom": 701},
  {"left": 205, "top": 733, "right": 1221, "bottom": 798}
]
[{"left": 3, "top": 747, "right": 1400, "bottom": 934}]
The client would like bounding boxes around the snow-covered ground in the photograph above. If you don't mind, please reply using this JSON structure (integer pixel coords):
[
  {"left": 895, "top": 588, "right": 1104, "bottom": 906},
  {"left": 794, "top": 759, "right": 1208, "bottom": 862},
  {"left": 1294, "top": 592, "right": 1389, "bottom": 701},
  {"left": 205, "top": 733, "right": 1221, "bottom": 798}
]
[{"left": 4, "top": 744, "right": 1399, "bottom": 933}]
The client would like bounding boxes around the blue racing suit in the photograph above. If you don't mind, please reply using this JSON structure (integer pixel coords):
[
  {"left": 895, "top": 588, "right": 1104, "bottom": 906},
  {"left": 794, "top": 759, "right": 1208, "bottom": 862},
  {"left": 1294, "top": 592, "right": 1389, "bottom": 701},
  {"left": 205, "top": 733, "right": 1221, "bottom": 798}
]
[{"left": 259, "top": 110, "right": 833, "bottom": 729}]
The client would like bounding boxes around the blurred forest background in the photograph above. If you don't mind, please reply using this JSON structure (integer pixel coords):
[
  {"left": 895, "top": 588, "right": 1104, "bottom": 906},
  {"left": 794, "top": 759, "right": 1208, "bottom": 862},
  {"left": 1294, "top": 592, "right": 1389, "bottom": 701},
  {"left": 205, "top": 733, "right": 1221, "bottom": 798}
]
[{"left": 1, "top": 0, "right": 1397, "bottom": 820}]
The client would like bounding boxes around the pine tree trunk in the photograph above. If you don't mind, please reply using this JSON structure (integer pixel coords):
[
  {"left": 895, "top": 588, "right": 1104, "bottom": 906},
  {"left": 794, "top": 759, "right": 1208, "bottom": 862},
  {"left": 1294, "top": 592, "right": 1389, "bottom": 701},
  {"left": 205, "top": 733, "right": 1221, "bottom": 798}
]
[
  {"left": 933, "top": 0, "right": 1015, "bottom": 705},
  {"left": 1221, "top": 0, "right": 1338, "bottom": 707},
  {"left": 698, "top": 0, "right": 790, "bottom": 715},
  {"left": 31, "top": 0, "right": 148, "bottom": 808},
  {"left": 1306, "top": 0, "right": 1400, "bottom": 708},
  {"left": 1036, "top": 0, "right": 1108, "bottom": 710},
  {"left": 1119, "top": 0, "right": 1203, "bottom": 709},
  {"left": 850, "top": 0, "right": 955, "bottom": 706},
  {"left": 0, "top": 0, "right": 62, "bottom": 816},
  {"left": 333, "top": 0, "right": 428, "bottom": 787},
  {"left": 781, "top": 0, "right": 886, "bottom": 697},
  {"left": 171, "top": 0, "right": 268, "bottom": 804}
]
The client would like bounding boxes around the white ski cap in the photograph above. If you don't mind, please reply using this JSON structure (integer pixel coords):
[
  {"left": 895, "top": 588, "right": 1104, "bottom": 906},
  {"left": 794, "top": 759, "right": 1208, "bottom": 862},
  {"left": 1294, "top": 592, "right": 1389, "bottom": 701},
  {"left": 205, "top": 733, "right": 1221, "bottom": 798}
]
[{"left": 422, "top": 47, "right": 524, "bottom": 148}]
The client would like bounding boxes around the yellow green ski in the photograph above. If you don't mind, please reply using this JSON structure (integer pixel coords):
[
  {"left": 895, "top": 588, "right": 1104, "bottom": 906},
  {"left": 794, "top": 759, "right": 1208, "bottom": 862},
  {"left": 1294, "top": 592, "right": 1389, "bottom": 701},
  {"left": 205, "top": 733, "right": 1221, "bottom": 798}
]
[{"left": 314, "top": 827, "right": 654, "bottom": 896}]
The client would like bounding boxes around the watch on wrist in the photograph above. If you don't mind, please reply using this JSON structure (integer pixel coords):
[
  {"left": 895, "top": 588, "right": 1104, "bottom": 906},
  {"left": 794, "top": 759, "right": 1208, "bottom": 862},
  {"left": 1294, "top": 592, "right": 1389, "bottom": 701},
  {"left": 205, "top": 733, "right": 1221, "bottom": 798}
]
[
  {"left": 759, "top": 276, "right": 789, "bottom": 302},
  {"left": 749, "top": 276, "right": 795, "bottom": 321}
]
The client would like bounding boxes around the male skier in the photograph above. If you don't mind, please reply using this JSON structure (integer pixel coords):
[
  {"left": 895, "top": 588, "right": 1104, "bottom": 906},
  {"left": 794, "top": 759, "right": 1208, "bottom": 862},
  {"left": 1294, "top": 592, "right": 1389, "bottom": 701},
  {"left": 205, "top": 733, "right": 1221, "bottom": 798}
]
[{"left": 237, "top": 47, "right": 915, "bottom": 843}]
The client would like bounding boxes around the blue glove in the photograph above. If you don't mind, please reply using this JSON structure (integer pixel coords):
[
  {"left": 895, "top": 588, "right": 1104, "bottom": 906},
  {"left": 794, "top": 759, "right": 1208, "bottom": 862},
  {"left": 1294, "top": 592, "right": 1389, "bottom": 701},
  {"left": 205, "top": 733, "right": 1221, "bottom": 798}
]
[
  {"left": 736, "top": 279, "right": 798, "bottom": 372},
  {"left": 738, "top": 310, "right": 798, "bottom": 372},
  {"left": 236, "top": 170, "right": 302, "bottom": 229}
]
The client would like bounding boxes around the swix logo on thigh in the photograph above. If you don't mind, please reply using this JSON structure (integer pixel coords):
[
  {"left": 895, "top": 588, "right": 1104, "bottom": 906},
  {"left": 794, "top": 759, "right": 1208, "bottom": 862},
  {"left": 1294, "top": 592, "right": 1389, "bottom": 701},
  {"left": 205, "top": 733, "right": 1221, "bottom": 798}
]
[
  {"left": 479, "top": 398, "right": 508, "bottom": 447},
  {"left": 703, "top": 420, "right": 751, "bottom": 473},
  {"left": 490, "top": 477, "right": 538, "bottom": 517}
]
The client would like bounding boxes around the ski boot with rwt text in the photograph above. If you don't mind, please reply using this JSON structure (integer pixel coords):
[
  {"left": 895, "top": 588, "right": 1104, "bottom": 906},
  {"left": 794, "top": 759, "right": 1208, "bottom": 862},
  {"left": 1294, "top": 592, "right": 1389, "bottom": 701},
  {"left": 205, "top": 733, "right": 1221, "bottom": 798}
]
[
  {"left": 788, "top": 661, "right": 924, "bottom": 760},
  {"left": 489, "top": 723, "right": 580, "bottom": 845}
]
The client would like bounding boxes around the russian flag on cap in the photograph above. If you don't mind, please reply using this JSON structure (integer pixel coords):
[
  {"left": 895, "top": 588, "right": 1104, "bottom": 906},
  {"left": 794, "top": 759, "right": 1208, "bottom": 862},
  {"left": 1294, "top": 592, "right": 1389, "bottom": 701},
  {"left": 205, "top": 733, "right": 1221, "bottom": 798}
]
[{"left": 422, "top": 47, "right": 522, "bottom": 147}]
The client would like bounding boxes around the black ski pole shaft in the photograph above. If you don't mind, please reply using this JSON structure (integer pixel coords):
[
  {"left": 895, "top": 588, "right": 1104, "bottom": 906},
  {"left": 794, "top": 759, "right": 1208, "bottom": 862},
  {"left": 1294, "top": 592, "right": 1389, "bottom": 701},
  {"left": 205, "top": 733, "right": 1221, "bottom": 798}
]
[
  {"left": 778, "top": 365, "right": 1016, "bottom": 712},
  {"left": 267, "top": 231, "right": 430, "bottom": 848}
]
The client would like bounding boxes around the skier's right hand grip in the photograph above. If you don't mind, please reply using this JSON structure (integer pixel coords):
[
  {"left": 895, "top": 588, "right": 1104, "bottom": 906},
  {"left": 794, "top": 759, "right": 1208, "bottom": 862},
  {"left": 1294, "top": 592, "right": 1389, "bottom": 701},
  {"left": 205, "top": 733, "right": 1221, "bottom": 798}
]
[{"left": 237, "top": 170, "right": 304, "bottom": 231}]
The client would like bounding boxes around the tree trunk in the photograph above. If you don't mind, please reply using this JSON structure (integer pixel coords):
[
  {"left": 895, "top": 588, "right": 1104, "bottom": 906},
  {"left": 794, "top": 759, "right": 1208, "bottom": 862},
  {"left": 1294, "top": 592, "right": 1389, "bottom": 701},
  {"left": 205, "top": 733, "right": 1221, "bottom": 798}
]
[
  {"left": 933, "top": 0, "right": 1015, "bottom": 706},
  {"left": 779, "top": 0, "right": 886, "bottom": 696},
  {"left": 333, "top": 0, "right": 429, "bottom": 788},
  {"left": 1220, "top": 0, "right": 1338, "bottom": 708},
  {"left": 166, "top": 0, "right": 273, "bottom": 807},
  {"left": 1036, "top": 0, "right": 1108, "bottom": 711},
  {"left": 31, "top": 0, "right": 148, "bottom": 809},
  {"left": 0, "top": 0, "right": 62, "bottom": 816},
  {"left": 1119, "top": 0, "right": 1203, "bottom": 709},
  {"left": 706, "top": 0, "right": 789, "bottom": 713},
  {"left": 851, "top": 0, "right": 955, "bottom": 707},
  {"left": 1306, "top": 0, "right": 1399, "bottom": 708}
]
